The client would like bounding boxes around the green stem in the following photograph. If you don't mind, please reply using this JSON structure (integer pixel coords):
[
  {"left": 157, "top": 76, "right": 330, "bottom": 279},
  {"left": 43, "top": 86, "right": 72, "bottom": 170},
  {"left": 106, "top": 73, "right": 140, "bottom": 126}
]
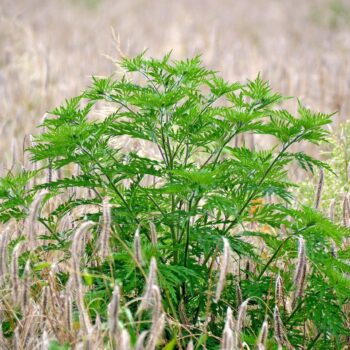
[
  {"left": 223, "top": 135, "right": 301, "bottom": 235},
  {"left": 257, "top": 235, "right": 294, "bottom": 280},
  {"left": 258, "top": 225, "right": 310, "bottom": 280},
  {"left": 307, "top": 332, "right": 322, "bottom": 350},
  {"left": 201, "top": 126, "right": 241, "bottom": 169}
]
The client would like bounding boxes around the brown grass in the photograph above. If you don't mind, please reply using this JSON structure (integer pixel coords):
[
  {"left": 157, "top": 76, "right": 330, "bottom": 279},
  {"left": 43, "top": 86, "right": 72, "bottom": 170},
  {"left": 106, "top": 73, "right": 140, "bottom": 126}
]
[{"left": 1, "top": 0, "right": 350, "bottom": 167}]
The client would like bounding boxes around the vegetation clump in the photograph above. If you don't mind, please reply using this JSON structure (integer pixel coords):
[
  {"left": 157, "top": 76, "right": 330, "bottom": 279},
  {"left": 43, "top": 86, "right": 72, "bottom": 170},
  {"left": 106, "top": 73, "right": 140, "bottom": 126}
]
[{"left": 0, "top": 53, "right": 349, "bottom": 349}]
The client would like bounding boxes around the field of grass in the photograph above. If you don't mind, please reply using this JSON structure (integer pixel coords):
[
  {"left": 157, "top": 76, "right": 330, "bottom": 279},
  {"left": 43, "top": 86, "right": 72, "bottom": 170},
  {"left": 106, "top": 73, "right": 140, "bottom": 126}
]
[
  {"left": 1, "top": 1, "right": 350, "bottom": 349},
  {"left": 2, "top": 0, "right": 350, "bottom": 164}
]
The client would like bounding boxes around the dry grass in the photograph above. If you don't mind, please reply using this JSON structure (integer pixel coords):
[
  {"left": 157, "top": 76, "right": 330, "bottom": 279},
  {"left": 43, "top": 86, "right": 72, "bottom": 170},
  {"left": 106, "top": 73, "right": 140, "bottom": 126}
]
[{"left": 1, "top": 0, "right": 350, "bottom": 167}]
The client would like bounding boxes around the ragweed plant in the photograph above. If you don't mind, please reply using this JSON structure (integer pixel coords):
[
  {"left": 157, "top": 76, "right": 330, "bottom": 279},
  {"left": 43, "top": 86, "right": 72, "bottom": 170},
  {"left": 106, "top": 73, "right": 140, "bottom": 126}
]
[{"left": 0, "top": 53, "right": 350, "bottom": 349}]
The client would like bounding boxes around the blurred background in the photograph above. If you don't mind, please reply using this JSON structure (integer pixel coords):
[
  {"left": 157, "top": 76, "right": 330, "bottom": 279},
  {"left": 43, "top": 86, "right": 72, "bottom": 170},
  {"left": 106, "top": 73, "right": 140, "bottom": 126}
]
[{"left": 1, "top": 0, "right": 350, "bottom": 166}]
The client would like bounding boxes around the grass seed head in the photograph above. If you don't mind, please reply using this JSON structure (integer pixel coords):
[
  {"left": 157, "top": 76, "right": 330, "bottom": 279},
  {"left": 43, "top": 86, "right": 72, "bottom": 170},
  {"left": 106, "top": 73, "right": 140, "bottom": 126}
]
[
  {"left": 273, "top": 306, "right": 284, "bottom": 347},
  {"left": 257, "top": 320, "right": 268, "bottom": 350},
  {"left": 0, "top": 230, "right": 9, "bottom": 281},
  {"left": 214, "top": 237, "right": 231, "bottom": 303},
  {"left": 314, "top": 167, "right": 324, "bottom": 209},
  {"left": 329, "top": 198, "right": 336, "bottom": 222},
  {"left": 275, "top": 274, "right": 285, "bottom": 309},
  {"left": 135, "top": 331, "right": 149, "bottom": 350},
  {"left": 221, "top": 307, "right": 235, "bottom": 350},
  {"left": 134, "top": 225, "right": 144, "bottom": 266},
  {"left": 293, "top": 236, "right": 307, "bottom": 307},
  {"left": 150, "top": 221, "right": 158, "bottom": 246},
  {"left": 108, "top": 284, "right": 120, "bottom": 337},
  {"left": 99, "top": 196, "right": 111, "bottom": 259},
  {"left": 27, "top": 191, "right": 48, "bottom": 249},
  {"left": 139, "top": 257, "right": 158, "bottom": 313},
  {"left": 235, "top": 299, "right": 249, "bottom": 348}
]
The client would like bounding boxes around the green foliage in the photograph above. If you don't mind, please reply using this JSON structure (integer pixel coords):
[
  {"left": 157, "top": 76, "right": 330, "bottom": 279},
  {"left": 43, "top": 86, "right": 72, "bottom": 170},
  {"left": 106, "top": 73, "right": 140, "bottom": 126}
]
[
  {"left": 1, "top": 52, "right": 350, "bottom": 348},
  {"left": 299, "top": 121, "right": 350, "bottom": 220},
  {"left": 48, "top": 341, "right": 70, "bottom": 350}
]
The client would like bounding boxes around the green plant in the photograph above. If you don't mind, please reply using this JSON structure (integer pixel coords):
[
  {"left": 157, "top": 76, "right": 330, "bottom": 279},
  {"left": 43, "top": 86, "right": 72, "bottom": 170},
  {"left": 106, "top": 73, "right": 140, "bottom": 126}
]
[
  {"left": 1, "top": 52, "right": 350, "bottom": 349},
  {"left": 298, "top": 121, "right": 350, "bottom": 221}
]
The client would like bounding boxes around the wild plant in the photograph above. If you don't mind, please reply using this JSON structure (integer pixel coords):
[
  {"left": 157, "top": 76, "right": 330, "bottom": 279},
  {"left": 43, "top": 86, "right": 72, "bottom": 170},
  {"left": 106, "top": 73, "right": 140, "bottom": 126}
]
[
  {"left": 0, "top": 52, "right": 349, "bottom": 348},
  {"left": 299, "top": 121, "right": 350, "bottom": 221}
]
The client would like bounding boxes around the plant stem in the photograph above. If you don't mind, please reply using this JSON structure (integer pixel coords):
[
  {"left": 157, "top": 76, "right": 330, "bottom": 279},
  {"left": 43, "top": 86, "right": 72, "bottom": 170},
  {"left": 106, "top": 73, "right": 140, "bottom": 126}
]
[
  {"left": 223, "top": 136, "right": 301, "bottom": 235},
  {"left": 307, "top": 332, "right": 322, "bottom": 350}
]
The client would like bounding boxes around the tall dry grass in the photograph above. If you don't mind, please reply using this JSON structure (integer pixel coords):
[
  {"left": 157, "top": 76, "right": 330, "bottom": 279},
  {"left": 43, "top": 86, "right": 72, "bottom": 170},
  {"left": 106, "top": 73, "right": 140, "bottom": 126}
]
[{"left": 1, "top": 0, "right": 350, "bottom": 168}]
